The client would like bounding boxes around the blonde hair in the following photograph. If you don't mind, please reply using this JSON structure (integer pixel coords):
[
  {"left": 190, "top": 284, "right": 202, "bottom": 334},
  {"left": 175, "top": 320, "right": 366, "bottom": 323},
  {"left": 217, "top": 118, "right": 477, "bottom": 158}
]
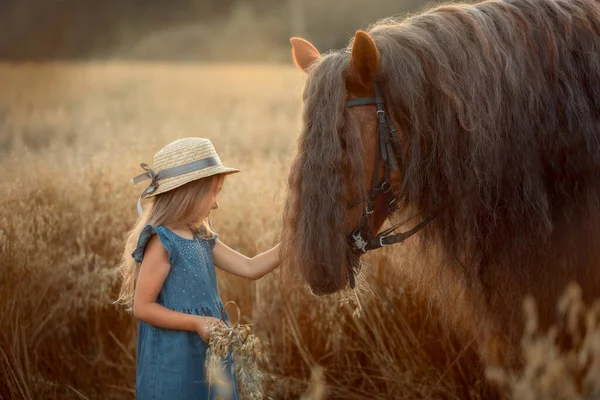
[{"left": 115, "top": 173, "right": 225, "bottom": 310}]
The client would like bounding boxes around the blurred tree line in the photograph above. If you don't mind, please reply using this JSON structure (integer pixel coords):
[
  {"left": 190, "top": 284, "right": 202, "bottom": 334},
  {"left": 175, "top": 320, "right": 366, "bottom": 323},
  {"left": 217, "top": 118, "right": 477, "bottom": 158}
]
[{"left": 0, "top": 0, "right": 434, "bottom": 61}]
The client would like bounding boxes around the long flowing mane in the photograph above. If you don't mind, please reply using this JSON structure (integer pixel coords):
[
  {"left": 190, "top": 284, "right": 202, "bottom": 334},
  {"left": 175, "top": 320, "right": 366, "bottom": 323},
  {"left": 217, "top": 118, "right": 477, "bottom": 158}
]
[
  {"left": 281, "top": 54, "right": 367, "bottom": 293},
  {"left": 282, "top": 0, "right": 600, "bottom": 348}
]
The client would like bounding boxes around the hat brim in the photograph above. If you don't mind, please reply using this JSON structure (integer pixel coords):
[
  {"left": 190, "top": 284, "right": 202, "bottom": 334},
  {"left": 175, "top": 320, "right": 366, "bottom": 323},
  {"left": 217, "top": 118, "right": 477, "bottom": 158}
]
[{"left": 147, "top": 165, "right": 241, "bottom": 197}]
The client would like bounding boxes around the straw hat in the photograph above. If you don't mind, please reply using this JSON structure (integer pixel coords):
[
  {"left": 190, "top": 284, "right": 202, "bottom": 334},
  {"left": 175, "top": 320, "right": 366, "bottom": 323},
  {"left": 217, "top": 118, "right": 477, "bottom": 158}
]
[{"left": 132, "top": 138, "right": 240, "bottom": 215}]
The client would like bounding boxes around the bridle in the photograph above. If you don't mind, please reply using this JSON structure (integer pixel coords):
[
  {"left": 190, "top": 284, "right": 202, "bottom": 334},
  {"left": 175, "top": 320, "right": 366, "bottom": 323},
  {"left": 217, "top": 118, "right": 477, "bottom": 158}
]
[{"left": 345, "top": 79, "right": 436, "bottom": 263}]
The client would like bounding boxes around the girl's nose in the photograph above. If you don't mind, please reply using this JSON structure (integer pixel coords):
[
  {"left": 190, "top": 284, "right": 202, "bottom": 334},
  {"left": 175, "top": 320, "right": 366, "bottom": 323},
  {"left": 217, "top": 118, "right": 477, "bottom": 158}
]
[{"left": 212, "top": 202, "right": 219, "bottom": 210}]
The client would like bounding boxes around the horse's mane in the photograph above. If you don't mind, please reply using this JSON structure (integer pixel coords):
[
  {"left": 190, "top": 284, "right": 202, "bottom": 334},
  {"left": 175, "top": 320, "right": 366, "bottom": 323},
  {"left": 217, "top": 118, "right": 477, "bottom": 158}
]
[
  {"left": 281, "top": 53, "right": 367, "bottom": 292},
  {"left": 372, "top": 0, "right": 600, "bottom": 285},
  {"left": 282, "top": 0, "right": 600, "bottom": 299}
]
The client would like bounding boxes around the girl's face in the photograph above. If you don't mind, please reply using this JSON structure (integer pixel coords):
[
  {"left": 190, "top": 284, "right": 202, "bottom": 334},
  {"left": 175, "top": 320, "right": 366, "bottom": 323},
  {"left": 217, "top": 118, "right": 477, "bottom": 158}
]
[{"left": 198, "top": 176, "right": 224, "bottom": 219}]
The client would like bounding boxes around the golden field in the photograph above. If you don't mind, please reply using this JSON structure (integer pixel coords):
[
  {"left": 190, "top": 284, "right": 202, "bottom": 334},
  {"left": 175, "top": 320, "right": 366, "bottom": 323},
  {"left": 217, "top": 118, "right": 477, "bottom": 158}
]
[{"left": 1, "top": 63, "right": 599, "bottom": 400}]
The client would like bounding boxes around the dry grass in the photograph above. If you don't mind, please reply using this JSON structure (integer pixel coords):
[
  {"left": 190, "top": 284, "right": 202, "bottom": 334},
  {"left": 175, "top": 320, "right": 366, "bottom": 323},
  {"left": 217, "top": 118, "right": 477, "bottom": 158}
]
[
  {"left": 207, "top": 302, "right": 267, "bottom": 400},
  {"left": 487, "top": 284, "right": 600, "bottom": 400},
  {"left": 1, "top": 62, "right": 599, "bottom": 399}
]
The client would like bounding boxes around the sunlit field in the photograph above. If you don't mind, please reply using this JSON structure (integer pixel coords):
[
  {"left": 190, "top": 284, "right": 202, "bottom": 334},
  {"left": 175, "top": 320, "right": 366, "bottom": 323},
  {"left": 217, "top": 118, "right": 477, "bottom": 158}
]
[{"left": 2, "top": 63, "right": 599, "bottom": 400}]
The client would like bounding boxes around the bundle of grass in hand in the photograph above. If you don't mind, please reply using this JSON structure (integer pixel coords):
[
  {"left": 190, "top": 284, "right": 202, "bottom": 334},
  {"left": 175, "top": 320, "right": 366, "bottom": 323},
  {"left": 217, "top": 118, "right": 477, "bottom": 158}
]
[{"left": 206, "top": 301, "right": 268, "bottom": 400}]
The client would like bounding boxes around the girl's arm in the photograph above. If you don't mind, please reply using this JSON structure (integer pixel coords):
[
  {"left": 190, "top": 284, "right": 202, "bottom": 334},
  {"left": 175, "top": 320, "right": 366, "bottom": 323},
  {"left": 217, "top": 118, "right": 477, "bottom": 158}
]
[
  {"left": 212, "top": 240, "right": 281, "bottom": 280},
  {"left": 133, "top": 235, "right": 221, "bottom": 341}
]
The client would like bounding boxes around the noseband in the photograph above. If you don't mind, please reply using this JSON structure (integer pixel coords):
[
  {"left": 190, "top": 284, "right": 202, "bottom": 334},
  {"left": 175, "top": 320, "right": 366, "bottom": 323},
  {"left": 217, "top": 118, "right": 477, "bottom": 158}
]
[{"left": 345, "top": 79, "right": 436, "bottom": 271}]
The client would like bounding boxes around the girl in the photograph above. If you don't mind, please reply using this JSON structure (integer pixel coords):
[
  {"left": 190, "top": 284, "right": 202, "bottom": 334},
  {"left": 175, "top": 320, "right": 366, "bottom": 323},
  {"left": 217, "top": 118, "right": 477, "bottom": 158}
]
[{"left": 115, "top": 137, "right": 281, "bottom": 400}]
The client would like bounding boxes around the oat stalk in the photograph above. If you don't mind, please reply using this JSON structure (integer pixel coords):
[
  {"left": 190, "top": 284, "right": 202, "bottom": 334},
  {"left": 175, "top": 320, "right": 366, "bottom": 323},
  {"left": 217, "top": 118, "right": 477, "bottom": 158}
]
[{"left": 206, "top": 301, "right": 269, "bottom": 400}]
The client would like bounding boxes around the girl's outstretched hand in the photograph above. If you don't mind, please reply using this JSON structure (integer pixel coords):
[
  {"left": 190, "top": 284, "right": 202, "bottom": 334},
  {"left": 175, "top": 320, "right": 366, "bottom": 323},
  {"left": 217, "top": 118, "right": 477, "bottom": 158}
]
[{"left": 195, "top": 316, "right": 224, "bottom": 343}]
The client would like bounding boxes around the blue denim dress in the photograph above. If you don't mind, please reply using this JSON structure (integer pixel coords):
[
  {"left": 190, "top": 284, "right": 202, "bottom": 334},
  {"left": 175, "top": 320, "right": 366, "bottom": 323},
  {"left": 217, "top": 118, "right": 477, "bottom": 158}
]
[{"left": 132, "top": 224, "right": 239, "bottom": 400}]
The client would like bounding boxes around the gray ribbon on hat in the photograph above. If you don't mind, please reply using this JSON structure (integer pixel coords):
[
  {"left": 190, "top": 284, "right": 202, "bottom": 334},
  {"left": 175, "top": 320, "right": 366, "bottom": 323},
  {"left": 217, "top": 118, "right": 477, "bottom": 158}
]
[{"left": 131, "top": 156, "right": 219, "bottom": 215}]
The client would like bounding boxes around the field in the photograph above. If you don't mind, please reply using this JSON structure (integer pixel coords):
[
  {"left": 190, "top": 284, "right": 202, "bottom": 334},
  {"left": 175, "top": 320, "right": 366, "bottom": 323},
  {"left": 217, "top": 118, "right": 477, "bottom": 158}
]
[{"left": 1, "top": 63, "right": 599, "bottom": 400}]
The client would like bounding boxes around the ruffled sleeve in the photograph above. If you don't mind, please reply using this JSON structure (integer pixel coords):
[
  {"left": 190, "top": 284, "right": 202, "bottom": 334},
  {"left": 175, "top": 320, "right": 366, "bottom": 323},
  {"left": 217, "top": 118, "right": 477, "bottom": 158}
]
[
  {"left": 131, "top": 224, "right": 173, "bottom": 263},
  {"left": 206, "top": 220, "right": 218, "bottom": 249},
  {"left": 208, "top": 233, "right": 218, "bottom": 250}
]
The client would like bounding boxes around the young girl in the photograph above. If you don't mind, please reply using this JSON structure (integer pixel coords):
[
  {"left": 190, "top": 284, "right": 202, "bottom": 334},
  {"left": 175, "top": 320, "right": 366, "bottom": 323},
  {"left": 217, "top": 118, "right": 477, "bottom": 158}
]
[{"left": 115, "top": 137, "right": 281, "bottom": 400}]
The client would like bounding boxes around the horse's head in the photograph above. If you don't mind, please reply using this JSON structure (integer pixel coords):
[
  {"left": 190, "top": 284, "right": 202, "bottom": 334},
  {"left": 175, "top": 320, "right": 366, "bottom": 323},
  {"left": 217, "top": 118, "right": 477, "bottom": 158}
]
[{"left": 281, "top": 31, "right": 409, "bottom": 295}]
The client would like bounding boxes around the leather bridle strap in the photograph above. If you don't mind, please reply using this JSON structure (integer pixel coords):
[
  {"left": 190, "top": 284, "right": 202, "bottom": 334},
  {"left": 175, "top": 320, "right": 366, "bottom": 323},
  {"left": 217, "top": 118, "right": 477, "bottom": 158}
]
[{"left": 346, "top": 78, "right": 436, "bottom": 256}]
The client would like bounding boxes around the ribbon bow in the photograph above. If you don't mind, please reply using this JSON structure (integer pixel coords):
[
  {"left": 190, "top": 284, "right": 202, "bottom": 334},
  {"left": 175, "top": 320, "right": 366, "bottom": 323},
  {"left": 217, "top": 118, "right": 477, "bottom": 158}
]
[
  {"left": 129, "top": 156, "right": 221, "bottom": 216},
  {"left": 131, "top": 163, "right": 161, "bottom": 216}
]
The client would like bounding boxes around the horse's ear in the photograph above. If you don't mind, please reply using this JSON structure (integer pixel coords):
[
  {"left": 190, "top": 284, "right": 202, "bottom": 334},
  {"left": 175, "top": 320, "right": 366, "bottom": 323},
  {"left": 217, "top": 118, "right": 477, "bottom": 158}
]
[
  {"left": 349, "top": 30, "right": 379, "bottom": 87},
  {"left": 290, "top": 37, "right": 320, "bottom": 72}
]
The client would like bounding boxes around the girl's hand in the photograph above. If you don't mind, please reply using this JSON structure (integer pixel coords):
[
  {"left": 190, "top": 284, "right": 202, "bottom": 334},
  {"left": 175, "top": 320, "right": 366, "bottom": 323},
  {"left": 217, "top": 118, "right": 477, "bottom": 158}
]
[{"left": 195, "top": 316, "right": 224, "bottom": 343}]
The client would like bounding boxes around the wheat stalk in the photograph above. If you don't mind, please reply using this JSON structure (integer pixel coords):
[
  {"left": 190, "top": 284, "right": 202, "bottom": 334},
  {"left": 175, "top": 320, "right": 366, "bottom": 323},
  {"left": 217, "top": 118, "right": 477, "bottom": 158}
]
[{"left": 206, "top": 301, "right": 268, "bottom": 400}]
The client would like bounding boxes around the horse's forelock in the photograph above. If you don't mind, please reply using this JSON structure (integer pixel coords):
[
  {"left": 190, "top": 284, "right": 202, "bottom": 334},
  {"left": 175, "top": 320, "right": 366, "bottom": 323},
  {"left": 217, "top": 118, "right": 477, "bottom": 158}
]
[{"left": 281, "top": 53, "right": 367, "bottom": 294}]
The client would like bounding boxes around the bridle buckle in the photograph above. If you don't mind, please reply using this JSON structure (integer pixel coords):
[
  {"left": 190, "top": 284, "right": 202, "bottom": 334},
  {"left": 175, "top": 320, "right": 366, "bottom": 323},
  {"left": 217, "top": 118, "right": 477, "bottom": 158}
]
[
  {"left": 379, "top": 236, "right": 388, "bottom": 248},
  {"left": 350, "top": 228, "right": 368, "bottom": 254},
  {"left": 380, "top": 181, "right": 391, "bottom": 193}
]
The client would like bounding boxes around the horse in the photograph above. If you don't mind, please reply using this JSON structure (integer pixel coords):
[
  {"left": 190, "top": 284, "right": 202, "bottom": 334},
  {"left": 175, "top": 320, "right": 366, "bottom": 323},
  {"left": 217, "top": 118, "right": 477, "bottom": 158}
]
[{"left": 280, "top": 0, "right": 600, "bottom": 367}]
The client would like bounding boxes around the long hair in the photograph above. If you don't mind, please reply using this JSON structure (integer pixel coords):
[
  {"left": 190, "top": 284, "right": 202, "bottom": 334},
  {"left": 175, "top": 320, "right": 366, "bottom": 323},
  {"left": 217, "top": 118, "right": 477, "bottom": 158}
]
[
  {"left": 281, "top": 54, "right": 367, "bottom": 294},
  {"left": 115, "top": 174, "right": 224, "bottom": 310},
  {"left": 283, "top": 0, "right": 600, "bottom": 344}
]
